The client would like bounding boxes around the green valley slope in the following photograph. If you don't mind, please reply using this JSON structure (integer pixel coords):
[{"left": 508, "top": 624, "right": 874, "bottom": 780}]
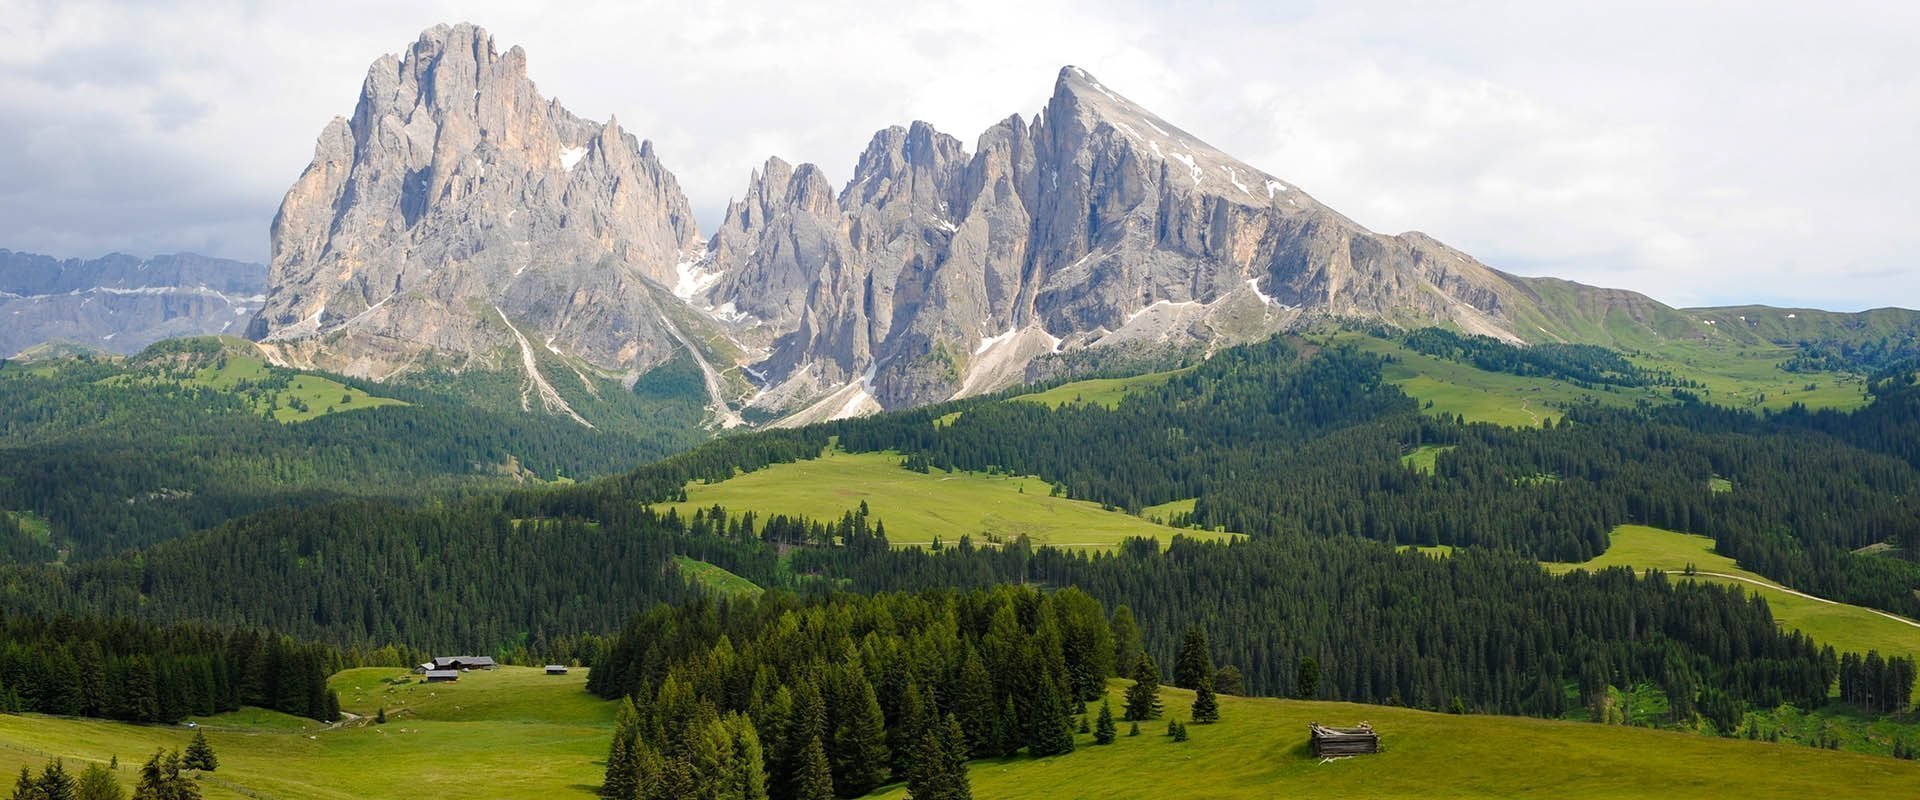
[{"left": 657, "top": 449, "right": 1237, "bottom": 550}]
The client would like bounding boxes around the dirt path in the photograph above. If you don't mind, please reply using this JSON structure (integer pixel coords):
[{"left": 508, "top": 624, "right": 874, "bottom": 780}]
[{"left": 1693, "top": 571, "right": 1920, "bottom": 630}]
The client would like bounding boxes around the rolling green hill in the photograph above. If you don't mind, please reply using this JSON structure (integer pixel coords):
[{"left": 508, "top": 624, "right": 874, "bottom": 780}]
[
  {"left": 1547, "top": 525, "right": 1920, "bottom": 672},
  {"left": 869, "top": 683, "right": 1920, "bottom": 800},
  {"left": 107, "top": 337, "right": 406, "bottom": 422},
  {"left": 0, "top": 666, "right": 613, "bottom": 800},
  {"left": 7, "top": 672, "right": 1915, "bottom": 800},
  {"left": 657, "top": 448, "right": 1238, "bottom": 550}
]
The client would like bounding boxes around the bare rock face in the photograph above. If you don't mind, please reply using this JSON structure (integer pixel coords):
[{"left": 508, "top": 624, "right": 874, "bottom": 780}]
[
  {"left": 697, "top": 67, "right": 1561, "bottom": 416},
  {"left": 251, "top": 23, "right": 702, "bottom": 381}
]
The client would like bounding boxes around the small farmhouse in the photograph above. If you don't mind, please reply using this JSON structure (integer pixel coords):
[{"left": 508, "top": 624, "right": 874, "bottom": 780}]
[
  {"left": 430, "top": 655, "right": 498, "bottom": 671},
  {"left": 1309, "top": 722, "right": 1379, "bottom": 757}
]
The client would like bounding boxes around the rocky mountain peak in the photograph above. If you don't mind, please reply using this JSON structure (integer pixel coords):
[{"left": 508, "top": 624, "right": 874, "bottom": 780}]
[{"left": 253, "top": 24, "right": 714, "bottom": 423}]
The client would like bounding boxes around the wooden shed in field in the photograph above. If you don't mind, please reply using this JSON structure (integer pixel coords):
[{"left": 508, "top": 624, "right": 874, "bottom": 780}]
[
  {"left": 545, "top": 665, "right": 570, "bottom": 675},
  {"left": 424, "top": 669, "right": 460, "bottom": 683},
  {"left": 1309, "top": 722, "right": 1379, "bottom": 756}
]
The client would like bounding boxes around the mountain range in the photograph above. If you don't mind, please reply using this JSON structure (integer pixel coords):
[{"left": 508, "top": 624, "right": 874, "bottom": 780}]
[
  {"left": 0, "top": 248, "right": 265, "bottom": 358},
  {"left": 52, "top": 22, "right": 1899, "bottom": 427}
]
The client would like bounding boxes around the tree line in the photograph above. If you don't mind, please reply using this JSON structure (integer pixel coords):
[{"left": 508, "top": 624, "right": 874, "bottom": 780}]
[{"left": 0, "top": 616, "right": 344, "bottom": 723}]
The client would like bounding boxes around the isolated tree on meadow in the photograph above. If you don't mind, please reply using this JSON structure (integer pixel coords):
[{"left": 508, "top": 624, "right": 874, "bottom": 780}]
[
  {"left": 1191, "top": 680, "right": 1220, "bottom": 724},
  {"left": 182, "top": 731, "right": 216, "bottom": 772},
  {"left": 1093, "top": 699, "right": 1117, "bottom": 745},
  {"left": 1123, "top": 654, "right": 1161, "bottom": 721}
]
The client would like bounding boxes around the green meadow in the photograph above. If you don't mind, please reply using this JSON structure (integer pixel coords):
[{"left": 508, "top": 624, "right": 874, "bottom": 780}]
[
  {"left": 10, "top": 670, "right": 1918, "bottom": 799},
  {"left": 866, "top": 682, "right": 1920, "bottom": 800},
  {"left": 0, "top": 667, "right": 612, "bottom": 799},
  {"left": 673, "top": 555, "right": 764, "bottom": 598},
  {"left": 1012, "top": 368, "right": 1191, "bottom": 410},
  {"left": 1546, "top": 525, "right": 1920, "bottom": 669},
  {"left": 658, "top": 449, "right": 1238, "bottom": 551},
  {"left": 1332, "top": 332, "right": 1867, "bottom": 428}
]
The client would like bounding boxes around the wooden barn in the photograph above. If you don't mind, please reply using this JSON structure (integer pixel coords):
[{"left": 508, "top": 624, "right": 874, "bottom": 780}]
[
  {"left": 423, "top": 669, "right": 460, "bottom": 683},
  {"left": 545, "top": 665, "right": 570, "bottom": 675},
  {"left": 1309, "top": 723, "right": 1379, "bottom": 757}
]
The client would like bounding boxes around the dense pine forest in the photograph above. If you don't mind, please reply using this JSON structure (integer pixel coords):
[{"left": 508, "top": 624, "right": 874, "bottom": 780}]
[
  {"left": 589, "top": 586, "right": 1127, "bottom": 800},
  {"left": 0, "top": 340, "right": 707, "bottom": 558},
  {"left": 0, "top": 616, "right": 348, "bottom": 723}
]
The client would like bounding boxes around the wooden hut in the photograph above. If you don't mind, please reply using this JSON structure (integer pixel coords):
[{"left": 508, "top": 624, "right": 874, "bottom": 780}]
[
  {"left": 545, "top": 665, "right": 570, "bottom": 675},
  {"left": 424, "top": 669, "right": 460, "bottom": 683},
  {"left": 1309, "top": 722, "right": 1379, "bottom": 756}
]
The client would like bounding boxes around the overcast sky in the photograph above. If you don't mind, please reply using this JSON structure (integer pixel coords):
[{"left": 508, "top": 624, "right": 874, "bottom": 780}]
[{"left": 1, "top": 0, "right": 1914, "bottom": 310}]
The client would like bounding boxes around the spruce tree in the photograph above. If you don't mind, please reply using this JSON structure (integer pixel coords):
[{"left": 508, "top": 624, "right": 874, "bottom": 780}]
[
  {"left": 1024, "top": 670, "right": 1076, "bottom": 757},
  {"left": 1191, "top": 681, "right": 1219, "bottom": 724},
  {"left": 1170, "top": 719, "right": 1189, "bottom": 742},
  {"left": 374, "top": 707, "right": 386, "bottom": 725},
  {"left": 794, "top": 737, "right": 835, "bottom": 800},
  {"left": 75, "top": 763, "right": 122, "bottom": 800},
  {"left": 939, "top": 714, "right": 972, "bottom": 800},
  {"left": 952, "top": 651, "right": 998, "bottom": 758},
  {"left": 1109, "top": 607, "right": 1143, "bottom": 683},
  {"left": 829, "top": 675, "right": 889, "bottom": 797},
  {"left": 1123, "top": 654, "right": 1161, "bottom": 721},
  {"left": 1173, "top": 627, "right": 1213, "bottom": 690},
  {"left": 599, "top": 731, "right": 638, "bottom": 800},
  {"left": 1296, "top": 656, "right": 1320, "bottom": 699},
  {"left": 36, "top": 760, "right": 74, "bottom": 800},
  {"left": 13, "top": 767, "right": 35, "bottom": 800},
  {"left": 1093, "top": 700, "right": 1117, "bottom": 745},
  {"left": 1127, "top": 721, "right": 1140, "bottom": 737},
  {"left": 182, "top": 731, "right": 216, "bottom": 772}
]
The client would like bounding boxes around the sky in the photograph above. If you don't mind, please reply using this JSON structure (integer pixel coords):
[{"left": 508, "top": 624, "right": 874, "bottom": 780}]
[{"left": 0, "top": 0, "right": 1914, "bottom": 310}]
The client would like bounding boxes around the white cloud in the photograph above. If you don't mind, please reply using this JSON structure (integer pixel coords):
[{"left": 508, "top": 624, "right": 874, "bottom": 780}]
[{"left": 0, "top": 0, "right": 1913, "bottom": 311}]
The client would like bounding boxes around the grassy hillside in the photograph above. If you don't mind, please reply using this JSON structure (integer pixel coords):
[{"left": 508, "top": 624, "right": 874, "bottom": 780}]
[
  {"left": 0, "top": 667, "right": 614, "bottom": 799},
  {"left": 9, "top": 670, "right": 1916, "bottom": 799},
  {"left": 673, "top": 555, "right": 763, "bottom": 598},
  {"left": 867, "top": 682, "right": 1920, "bottom": 800},
  {"left": 1335, "top": 332, "right": 1868, "bottom": 427},
  {"left": 657, "top": 449, "right": 1238, "bottom": 550},
  {"left": 1546, "top": 525, "right": 1920, "bottom": 668},
  {"left": 108, "top": 336, "right": 407, "bottom": 422},
  {"left": 1012, "top": 368, "right": 1191, "bottom": 410}
]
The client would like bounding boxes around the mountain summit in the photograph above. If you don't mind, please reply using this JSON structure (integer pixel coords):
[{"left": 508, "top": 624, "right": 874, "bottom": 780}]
[
  {"left": 252, "top": 23, "right": 706, "bottom": 398},
  {"left": 253, "top": 28, "right": 1679, "bottom": 424},
  {"left": 688, "top": 65, "right": 1563, "bottom": 418}
]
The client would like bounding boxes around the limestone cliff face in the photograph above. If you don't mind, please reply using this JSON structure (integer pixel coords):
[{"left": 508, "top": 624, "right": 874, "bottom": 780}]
[
  {"left": 694, "top": 67, "right": 1547, "bottom": 416},
  {"left": 252, "top": 23, "right": 702, "bottom": 381}
]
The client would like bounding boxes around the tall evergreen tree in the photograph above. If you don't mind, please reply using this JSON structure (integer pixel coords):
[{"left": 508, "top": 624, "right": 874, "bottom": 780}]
[
  {"left": 1296, "top": 656, "right": 1320, "bottom": 699},
  {"left": 181, "top": 731, "right": 216, "bottom": 772},
  {"left": 1173, "top": 627, "right": 1213, "bottom": 690},
  {"left": 794, "top": 737, "right": 835, "bottom": 800},
  {"left": 1191, "top": 681, "right": 1220, "bottom": 724},
  {"left": 74, "top": 764, "right": 122, "bottom": 800},
  {"left": 827, "top": 671, "right": 889, "bottom": 797},
  {"left": 1123, "top": 654, "right": 1161, "bottom": 722},
  {"left": 1024, "top": 669, "right": 1076, "bottom": 757},
  {"left": 1093, "top": 699, "right": 1117, "bottom": 745},
  {"left": 1109, "top": 606, "right": 1143, "bottom": 683}
]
